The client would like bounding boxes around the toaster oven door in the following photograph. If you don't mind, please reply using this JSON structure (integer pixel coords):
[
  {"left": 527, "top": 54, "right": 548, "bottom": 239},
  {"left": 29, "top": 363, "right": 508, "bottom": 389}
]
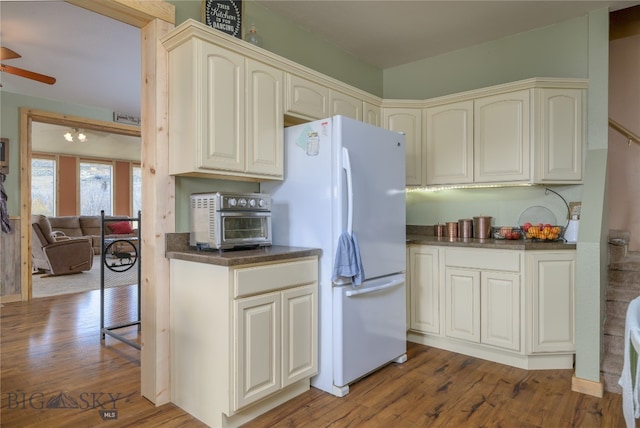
[{"left": 220, "top": 211, "right": 272, "bottom": 249}]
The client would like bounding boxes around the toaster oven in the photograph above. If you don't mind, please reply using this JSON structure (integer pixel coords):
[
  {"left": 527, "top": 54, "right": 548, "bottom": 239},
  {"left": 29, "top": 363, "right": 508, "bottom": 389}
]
[{"left": 189, "top": 192, "right": 272, "bottom": 250}]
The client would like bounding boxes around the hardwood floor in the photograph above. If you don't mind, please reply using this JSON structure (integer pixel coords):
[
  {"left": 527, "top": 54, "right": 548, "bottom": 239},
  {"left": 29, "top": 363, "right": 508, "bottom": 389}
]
[
  {"left": 244, "top": 343, "right": 627, "bottom": 428},
  {"left": 0, "top": 285, "right": 206, "bottom": 427},
  {"left": 1, "top": 287, "right": 627, "bottom": 427}
]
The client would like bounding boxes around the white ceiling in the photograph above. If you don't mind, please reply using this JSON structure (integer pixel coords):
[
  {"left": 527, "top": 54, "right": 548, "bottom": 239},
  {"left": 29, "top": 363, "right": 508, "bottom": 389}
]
[
  {"left": 32, "top": 122, "right": 141, "bottom": 161},
  {"left": 1, "top": 0, "right": 639, "bottom": 117}
]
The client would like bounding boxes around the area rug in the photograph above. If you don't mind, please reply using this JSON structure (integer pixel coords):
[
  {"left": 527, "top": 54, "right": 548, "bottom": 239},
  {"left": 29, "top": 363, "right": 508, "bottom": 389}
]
[{"left": 32, "top": 255, "right": 139, "bottom": 298}]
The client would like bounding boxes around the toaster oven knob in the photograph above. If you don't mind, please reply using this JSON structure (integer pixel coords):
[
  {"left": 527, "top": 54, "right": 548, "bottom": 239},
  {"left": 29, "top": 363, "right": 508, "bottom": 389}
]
[
  {"left": 238, "top": 198, "right": 247, "bottom": 207},
  {"left": 258, "top": 199, "right": 266, "bottom": 208},
  {"left": 228, "top": 198, "right": 237, "bottom": 207},
  {"left": 248, "top": 198, "right": 256, "bottom": 207}
]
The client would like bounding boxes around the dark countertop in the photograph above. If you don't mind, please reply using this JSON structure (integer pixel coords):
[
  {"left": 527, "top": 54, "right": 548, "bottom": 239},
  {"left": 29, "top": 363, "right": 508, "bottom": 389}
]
[
  {"left": 165, "top": 233, "right": 322, "bottom": 267},
  {"left": 406, "top": 225, "right": 576, "bottom": 250}
]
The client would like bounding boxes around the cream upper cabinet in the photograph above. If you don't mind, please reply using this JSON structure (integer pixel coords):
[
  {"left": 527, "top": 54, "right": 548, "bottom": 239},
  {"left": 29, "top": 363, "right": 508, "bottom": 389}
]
[
  {"left": 409, "top": 246, "right": 440, "bottom": 335},
  {"left": 527, "top": 251, "right": 576, "bottom": 353},
  {"left": 246, "top": 60, "right": 284, "bottom": 177},
  {"left": 533, "top": 88, "right": 584, "bottom": 182},
  {"left": 474, "top": 90, "right": 531, "bottom": 183},
  {"left": 330, "top": 90, "right": 363, "bottom": 121},
  {"left": 383, "top": 107, "right": 423, "bottom": 186},
  {"left": 164, "top": 34, "right": 283, "bottom": 180},
  {"left": 167, "top": 40, "right": 244, "bottom": 175},
  {"left": 364, "top": 102, "right": 382, "bottom": 127},
  {"left": 425, "top": 100, "right": 474, "bottom": 185},
  {"left": 285, "top": 74, "right": 330, "bottom": 120},
  {"left": 421, "top": 80, "right": 585, "bottom": 187}
]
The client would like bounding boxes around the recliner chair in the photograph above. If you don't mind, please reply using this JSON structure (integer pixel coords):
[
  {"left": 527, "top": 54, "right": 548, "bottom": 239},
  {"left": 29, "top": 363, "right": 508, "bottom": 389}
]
[{"left": 31, "top": 215, "right": 94, "bottom": 276}]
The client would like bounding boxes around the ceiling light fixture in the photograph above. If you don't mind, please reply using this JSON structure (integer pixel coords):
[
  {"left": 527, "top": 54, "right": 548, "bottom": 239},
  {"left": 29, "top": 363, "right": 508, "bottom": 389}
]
[{"left": 64, "top": 128, "right": 88, "bottom": 143}]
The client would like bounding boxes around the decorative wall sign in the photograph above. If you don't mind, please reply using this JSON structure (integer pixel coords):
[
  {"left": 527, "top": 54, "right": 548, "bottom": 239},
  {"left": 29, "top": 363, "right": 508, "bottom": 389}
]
[
  {"left": 113, "top": 112, "right": 141, "bottom": 126},
  {"left": 203, "top": 0, "right": 243, "bottom": 39}
]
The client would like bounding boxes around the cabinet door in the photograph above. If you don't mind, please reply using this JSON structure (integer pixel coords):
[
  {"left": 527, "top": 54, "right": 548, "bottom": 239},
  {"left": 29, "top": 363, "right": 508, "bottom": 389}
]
[
  {"left": 331, "top": 90, "right": 363, "bottom": 121},
  {"left": 383, "top": 108, "right": 423, "bottom": 186},
  {"left": 409, "top": 246, "right": 440, "bottom": 335},
  {"left": 474, "top": 90, "right": 530, "bottom": 183},
  {"left": 285, "top": 74, "right": 330, "bottom": 120},
  {"left": 445, "top": 268, "right": 480, "bottom": 343},
  {"left": 364, "top": 102, "right": 381, "bottom": 127},
  {"left": 425, "top": 101, "right": 474, "bottom": 185},
  {"left": 481, "top": 271, "right": 520, "bottom": 351},
  {"left": 529, "top": 252, "right": 576, "bottom": 353},
  {"left": 234, "top": 292, "right": 281, "bottom": 411},
  {"left": 535, "top": 88, "right": 583, "bottom": 182},
  {"left": 200, "top": 45, "right": 245, "bottom": 172},
  {"left": 282, "top": 285, "right": 318, "bottom": 387},
  {"left": 246, "top": 60, "right": 284, "bottom": 177}
]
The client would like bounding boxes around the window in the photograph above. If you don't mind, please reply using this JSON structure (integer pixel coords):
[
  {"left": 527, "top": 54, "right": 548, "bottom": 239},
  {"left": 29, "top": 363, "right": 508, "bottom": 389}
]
[
  {"left": 132, "top": 165, "right": 141, "bottom": 216},
  {"left": 80, "top": 161, "right": 112, "bottom": 215},
  {"left": 31, "top": 157, "right": 56, "bottom": 215}
]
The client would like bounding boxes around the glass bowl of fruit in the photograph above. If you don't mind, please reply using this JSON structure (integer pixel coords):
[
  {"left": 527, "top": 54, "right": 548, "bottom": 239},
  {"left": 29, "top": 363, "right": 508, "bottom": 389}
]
[
  {"left": 521, "top": 223, "right": 564, "bottom": 241},
  {"left": 493, "top": 226, "right": 523, "bottom": 240}
]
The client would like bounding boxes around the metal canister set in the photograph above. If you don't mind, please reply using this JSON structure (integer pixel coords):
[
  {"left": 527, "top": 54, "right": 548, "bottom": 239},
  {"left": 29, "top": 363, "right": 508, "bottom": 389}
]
[{"left": 435, "top": 216, "right": 492, "bottom": 239}]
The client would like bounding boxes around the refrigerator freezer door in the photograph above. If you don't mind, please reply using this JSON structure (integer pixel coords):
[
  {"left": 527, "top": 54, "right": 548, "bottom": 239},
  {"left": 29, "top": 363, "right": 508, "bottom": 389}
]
[{"left": 332, "top": 273, "right": 407, "bottom": 390}]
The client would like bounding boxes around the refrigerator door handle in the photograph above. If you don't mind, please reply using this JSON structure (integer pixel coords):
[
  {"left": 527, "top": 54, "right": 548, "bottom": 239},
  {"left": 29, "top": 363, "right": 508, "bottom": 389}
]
[
  {"left": 344, "top": 277, "right": 404, "bottom": 297},
  {"left": 342, "top": 147, "right": 353, "bottom": 235}
]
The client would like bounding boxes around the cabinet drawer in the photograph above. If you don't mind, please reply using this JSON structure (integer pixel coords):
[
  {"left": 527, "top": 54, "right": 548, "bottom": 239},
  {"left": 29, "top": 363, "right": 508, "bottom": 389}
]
[
  {"left": 444, "top": 248, "right": 521, "bottom": 272},
  {"left": 235, "top": 258, "right": 318, "bottom": 298}
]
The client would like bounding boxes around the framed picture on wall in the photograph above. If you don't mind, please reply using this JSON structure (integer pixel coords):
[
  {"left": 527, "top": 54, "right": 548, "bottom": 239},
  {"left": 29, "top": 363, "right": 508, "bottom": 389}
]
[
  {"left": 0, "top": 138, "right": 8, "bottom": 174},
  {"left": 203, "top": 0, "right": 243, "bottom": 39}
]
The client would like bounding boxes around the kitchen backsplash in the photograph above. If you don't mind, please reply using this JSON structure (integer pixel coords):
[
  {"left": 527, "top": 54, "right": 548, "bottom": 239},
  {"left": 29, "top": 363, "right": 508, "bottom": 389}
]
[{"left": 406, "top": 185, "right": 583, "bottom": 227}]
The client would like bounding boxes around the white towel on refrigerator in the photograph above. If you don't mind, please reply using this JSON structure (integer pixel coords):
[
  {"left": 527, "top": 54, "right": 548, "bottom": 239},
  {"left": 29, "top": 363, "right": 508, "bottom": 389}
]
[{"left": 619, "top": 296, "right": 640, "bottom": 428}]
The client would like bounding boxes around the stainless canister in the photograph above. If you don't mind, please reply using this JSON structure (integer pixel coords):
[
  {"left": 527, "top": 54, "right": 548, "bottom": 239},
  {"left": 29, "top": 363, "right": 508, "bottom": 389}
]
[
  {"left": 458, "top": 219, "right": 473, "bottom": 238},
  {"left": 473, "top": 216, "right": 492, "bottom": 239},
  {"left": 435, "top": 224, "right": 445, "bottom": 238},
  {"left": 446, "top": 222, "right": 458, "bottom": 238}
]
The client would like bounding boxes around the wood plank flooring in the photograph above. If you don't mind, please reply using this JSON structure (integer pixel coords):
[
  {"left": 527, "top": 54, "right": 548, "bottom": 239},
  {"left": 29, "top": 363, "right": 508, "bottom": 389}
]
[
  {"left": 1, "top": 287, "right": 627, "bottom": 427},
  {"left": 1, "top": 285, "right": 206, "bottom": 427}
]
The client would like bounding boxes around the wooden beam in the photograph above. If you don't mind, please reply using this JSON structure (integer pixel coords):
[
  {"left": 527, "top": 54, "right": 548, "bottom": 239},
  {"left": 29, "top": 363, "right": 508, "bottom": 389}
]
[
  {"left": 65, "top": 0, "right": 175, "bottom": 27},
  {"left": 139, "top": 17, "right": 174, "bottom": 406}
]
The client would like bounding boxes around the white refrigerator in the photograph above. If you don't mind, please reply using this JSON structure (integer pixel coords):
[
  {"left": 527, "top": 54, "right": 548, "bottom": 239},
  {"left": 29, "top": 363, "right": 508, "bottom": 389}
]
[{"left": 261, "top": 115, "right": 407, "bottom": 397}]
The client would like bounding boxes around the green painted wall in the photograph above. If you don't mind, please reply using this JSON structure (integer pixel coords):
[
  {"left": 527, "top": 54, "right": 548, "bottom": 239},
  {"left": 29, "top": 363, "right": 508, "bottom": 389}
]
[
  {"left": 383, "top": 15, "right": 588, "bottom": 100},
  {"left": 169, "top": 0, "right": 383, "bottom": 96}
]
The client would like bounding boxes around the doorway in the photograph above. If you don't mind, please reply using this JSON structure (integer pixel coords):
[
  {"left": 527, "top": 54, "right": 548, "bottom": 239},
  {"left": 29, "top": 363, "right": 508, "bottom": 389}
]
[{"left": 20, "top": 109, "right": 141, "bottom": 299}]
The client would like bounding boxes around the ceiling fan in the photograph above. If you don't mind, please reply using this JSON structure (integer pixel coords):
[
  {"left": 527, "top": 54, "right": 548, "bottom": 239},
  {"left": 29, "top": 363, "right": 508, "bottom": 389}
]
[{"left": 0, "top": 47, "right": 56, "bottom": 85}]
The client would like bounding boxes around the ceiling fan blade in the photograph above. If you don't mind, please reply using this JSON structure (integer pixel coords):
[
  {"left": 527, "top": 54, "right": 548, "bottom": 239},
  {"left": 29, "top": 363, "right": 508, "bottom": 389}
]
[
  {"left": 0, "top": 47, "right": 21, "bottom": 61},
  {"left": 0, "top": 63, "right": 56, "bottom": 85}
]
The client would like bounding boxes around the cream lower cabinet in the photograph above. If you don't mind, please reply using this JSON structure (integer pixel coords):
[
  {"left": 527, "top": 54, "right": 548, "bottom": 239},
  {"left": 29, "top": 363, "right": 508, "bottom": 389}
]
[
  {"left": 409, "top": 246, "right": 440, "bottom": 335},
  {"left": 444, "top": 264, "right": 520, "bottom": 351},
  {"left": 408, "top": 245, "right": 575, "bottom": 370},
  {"left": 170, "top": 256, "right": 318, "bottom": 428},
  {"left": 527, "top": 251, "right": 576, "bottom": 353}
]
